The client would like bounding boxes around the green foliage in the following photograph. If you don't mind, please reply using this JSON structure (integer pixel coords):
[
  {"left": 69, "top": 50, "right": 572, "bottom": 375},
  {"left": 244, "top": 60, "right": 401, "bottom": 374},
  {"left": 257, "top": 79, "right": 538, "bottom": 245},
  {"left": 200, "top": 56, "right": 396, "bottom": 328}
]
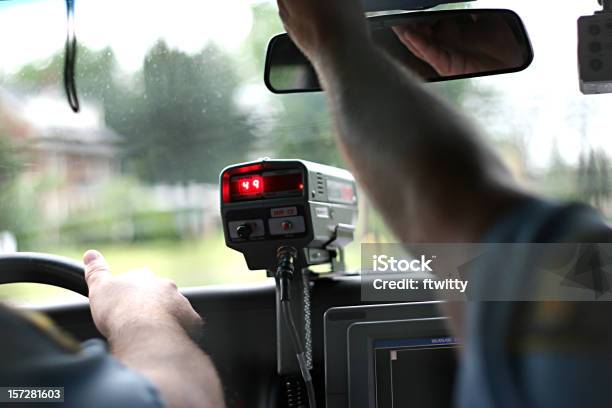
[
  {"left": 57, "top": 177, "right": 181, "bottom": 244},
  {"left": 11, "top": 45, "right": 117, "bottom": 97},
  {"left": 261, "top": 93, "right": 343, "bottom": 166},
  {"left": 0, "top": 135, "right": 21, "bottom": 182},
  {"left": 10, "top": 53, "right": 63, "bottom": 90},
  {"left": 239, "top": 3, "right": 284, "bottom": 78},
  {"left": 60, "top": 209, "right": 182, "bottom": 244},
  {"left": 577, "top": 148, "right": 611, "bottom": 208},
  {"left": 0, "top": 137, "right": 24, "bottom": 235},
  {"left": 10, "top": 41, "right": 255, "bottom": 184},
  {"left": 0, "top": 137, "right": 42, "bottom": 248},
  {"left": 6, "top": 2, "right": 479, "bottom": 183},
  {"left": 128, "top": 41, "right": 254, "bottom": 183}
]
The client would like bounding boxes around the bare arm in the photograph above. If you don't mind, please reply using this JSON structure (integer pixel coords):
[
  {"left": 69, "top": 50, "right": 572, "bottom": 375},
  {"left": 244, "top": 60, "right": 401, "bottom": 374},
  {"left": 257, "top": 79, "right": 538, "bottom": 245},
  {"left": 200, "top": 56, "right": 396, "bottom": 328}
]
[
  {"left": 83, "top": 250, "right": 225, "bottom": 408},
  {"left": 277, "top": 0, "right": 529, "bottom": 245},
  {"left": 108, "top": 321, "right": 224, "bottom": 408}
]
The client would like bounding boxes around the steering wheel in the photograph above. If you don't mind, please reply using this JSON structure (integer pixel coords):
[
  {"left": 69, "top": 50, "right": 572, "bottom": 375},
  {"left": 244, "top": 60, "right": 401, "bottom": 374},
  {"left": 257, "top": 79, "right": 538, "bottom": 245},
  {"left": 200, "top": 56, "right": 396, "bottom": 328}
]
[{"left": 0, "top": 252, "right": 88, "bottom": 297}]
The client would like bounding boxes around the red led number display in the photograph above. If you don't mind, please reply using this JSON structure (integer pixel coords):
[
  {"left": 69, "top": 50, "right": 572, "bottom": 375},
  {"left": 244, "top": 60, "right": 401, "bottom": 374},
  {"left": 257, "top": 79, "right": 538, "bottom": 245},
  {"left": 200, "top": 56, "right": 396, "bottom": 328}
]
[
  {"left": 233, "top": 175, "right": 263, "bottom": 197},
  {"left": 228, "top": 171, "right": 304, "bottom": 202}
]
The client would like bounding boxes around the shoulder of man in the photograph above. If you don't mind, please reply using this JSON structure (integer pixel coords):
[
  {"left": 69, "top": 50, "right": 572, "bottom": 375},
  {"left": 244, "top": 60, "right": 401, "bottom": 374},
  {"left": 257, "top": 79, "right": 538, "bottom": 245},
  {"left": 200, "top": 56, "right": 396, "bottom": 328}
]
[{"left": 0, "top": 305, "right": 166, "bottom": 408}]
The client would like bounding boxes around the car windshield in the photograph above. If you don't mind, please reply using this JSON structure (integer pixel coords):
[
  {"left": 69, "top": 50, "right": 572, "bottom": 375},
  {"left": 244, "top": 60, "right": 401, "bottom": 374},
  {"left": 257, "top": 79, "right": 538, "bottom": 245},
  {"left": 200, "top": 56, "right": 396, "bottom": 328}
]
[{"left": 0, "top": 0, "right": 609, "bottom": 305}]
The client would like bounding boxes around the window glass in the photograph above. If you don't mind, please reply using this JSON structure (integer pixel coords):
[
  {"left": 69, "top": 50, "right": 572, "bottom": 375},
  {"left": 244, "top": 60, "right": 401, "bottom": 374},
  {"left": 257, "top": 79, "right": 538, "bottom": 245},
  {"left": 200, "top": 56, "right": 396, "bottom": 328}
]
[{"left": 0, "top": 0, "right": 609, "bottom": 304}]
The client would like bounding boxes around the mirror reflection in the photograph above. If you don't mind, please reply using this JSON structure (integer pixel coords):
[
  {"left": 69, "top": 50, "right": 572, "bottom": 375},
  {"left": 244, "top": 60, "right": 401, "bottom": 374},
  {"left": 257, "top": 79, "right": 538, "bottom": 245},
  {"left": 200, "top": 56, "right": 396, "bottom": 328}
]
[{"left": 265, "top": 9, "right": 533, "bottom": 93}]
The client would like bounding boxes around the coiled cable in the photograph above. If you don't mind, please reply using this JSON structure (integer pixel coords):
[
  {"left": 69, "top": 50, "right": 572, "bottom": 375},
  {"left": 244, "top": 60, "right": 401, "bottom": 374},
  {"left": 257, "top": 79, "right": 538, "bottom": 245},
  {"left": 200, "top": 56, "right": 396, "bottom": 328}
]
[{"left": 276, "top": 247, "right": 317, "bottom": 408}]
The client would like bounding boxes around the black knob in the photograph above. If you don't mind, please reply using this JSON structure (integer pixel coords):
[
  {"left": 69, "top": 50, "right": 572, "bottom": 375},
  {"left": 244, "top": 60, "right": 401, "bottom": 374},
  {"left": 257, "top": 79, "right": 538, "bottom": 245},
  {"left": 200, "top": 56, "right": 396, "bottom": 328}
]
[{"left": 236, "top": 224, "right": 252, "bottom": 239}]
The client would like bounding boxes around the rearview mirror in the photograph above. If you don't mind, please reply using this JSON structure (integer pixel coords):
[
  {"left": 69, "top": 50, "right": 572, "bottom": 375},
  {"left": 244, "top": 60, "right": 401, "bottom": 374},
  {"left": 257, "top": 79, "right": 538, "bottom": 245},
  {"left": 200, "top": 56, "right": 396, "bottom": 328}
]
[{"left": 264, "top": 9, "right": 533, "bottom": 94}]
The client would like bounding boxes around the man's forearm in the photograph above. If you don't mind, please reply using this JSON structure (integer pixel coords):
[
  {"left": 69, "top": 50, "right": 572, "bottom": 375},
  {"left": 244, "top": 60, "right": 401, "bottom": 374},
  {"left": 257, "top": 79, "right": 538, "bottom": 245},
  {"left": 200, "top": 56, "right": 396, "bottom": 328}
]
[
  {"left": 109, "top": 322, "right": 224, "bottom": 408},
  {"left": 313, "top": 42, "right": 525, "bottom": 243}
]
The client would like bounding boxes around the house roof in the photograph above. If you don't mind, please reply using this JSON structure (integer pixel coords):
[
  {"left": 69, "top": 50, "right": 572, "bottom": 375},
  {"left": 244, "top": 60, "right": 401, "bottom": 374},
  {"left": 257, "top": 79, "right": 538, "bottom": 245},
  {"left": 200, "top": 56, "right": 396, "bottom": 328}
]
[{"left": 0, "top": 86, "right": 122, "bottom": 156}]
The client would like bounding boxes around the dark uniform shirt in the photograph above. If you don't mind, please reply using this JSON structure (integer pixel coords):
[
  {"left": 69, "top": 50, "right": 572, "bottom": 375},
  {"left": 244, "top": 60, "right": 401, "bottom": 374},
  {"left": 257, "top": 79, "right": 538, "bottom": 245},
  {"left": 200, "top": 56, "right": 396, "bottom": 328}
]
[
  {"left": 458, "top": 198, "right": 612, "bottom": 407},
  {"left": 0, "top": 306, "right": 165, "bottom": 408}
]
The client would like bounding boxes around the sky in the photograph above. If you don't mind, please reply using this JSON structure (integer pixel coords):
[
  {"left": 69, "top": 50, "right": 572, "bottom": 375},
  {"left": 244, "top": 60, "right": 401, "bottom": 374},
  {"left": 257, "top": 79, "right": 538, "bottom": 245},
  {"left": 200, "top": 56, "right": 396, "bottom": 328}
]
[
  {"left": 0, "top": 0, "right": 259, "bottom": 73},
  {"left": 471, "top": 0, "right": 612, "bottom": 170},
  {"left": 0, "top": 0, "right": 611, "bottom": 170}
]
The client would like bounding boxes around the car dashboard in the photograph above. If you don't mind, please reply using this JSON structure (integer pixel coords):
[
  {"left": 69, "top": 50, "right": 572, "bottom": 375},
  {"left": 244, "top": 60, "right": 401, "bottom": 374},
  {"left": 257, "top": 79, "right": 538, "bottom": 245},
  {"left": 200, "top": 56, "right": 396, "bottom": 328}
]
[{"left": 33, "top": 276, "right": 449, "bottom": 408}]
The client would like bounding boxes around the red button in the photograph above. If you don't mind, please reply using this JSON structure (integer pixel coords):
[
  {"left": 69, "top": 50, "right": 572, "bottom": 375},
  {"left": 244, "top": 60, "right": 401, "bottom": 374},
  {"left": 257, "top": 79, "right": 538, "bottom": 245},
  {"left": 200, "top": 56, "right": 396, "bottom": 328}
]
[{"left": 281, "top": 221, "right": 292, "bottom": 231}]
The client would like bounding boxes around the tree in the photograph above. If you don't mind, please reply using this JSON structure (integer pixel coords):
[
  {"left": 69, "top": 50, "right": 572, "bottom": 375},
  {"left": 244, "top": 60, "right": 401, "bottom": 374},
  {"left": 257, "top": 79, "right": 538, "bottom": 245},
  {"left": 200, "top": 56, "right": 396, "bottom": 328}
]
[
  {"left": 0, "top": 136, "right": 41, "bottom": 248},
  {"left": 577, "top": 148, "right": 611, "bottom": 209},
  {"left": 10, "top": 45, "right": 118, "bottom": 97},
  {"left": 239, "top": 3, "right": 285, "bottom": 79},
  {"left": 121, "top": 40, "right": 254, "bottom": 183},
  {"left": 9, "top": 41, "right": 256, "bottom": 184},
  {"left": 599, "top": 152, "right": 610, "bottom": 206}
]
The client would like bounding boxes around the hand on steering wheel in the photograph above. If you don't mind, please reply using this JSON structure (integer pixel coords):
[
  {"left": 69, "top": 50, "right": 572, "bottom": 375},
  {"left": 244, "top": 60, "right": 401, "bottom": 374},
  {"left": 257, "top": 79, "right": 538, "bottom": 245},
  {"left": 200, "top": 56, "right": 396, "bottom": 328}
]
[
  {"left": 0, "top": 251, "right": 201, "bottom": 341},
  {"left": 83, "top": 250, "right": 201, "bottom": 340}
]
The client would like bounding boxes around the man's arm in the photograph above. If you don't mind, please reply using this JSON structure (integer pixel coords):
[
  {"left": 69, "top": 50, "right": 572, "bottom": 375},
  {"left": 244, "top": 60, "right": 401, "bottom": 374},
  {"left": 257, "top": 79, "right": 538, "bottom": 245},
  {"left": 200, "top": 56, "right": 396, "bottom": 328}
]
[
  {"left": 277, "top": 0, "right": 529, "bottom": 245},
  {"left": 83, "top": 250, "right": 225, "bottom": 408}
]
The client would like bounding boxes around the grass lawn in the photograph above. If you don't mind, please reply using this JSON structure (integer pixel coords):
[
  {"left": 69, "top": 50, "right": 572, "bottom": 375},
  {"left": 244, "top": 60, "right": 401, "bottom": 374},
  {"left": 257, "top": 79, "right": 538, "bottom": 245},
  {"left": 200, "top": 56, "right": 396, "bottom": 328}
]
[{"left": 0, "top": 234, "right": 265, "bottom": 305}]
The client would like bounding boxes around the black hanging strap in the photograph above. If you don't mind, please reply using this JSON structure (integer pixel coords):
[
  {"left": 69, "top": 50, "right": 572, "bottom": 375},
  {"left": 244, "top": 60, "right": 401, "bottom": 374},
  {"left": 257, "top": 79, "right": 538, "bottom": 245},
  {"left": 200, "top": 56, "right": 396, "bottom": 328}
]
[{"left": 64, "top": 0, "right": 79, "bottom": 113}]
